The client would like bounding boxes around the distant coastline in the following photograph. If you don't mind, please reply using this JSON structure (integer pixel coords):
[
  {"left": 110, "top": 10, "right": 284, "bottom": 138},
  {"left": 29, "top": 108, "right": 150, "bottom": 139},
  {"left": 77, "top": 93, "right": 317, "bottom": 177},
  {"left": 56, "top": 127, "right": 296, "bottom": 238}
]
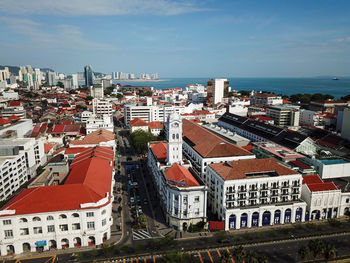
[{"left": 114, "top": 79, "right": 167, "bottom": 83}]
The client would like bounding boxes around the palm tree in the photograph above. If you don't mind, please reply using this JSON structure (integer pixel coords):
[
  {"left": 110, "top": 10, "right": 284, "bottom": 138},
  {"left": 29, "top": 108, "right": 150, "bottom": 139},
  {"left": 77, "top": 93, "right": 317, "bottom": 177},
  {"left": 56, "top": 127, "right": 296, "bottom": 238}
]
[
  {"left": 257, "top": 254, "right": 269, "bottom": 263},
  {"left": 220, "top": 250, "right": 232, "bottom": 263},
  {"left": 233, "top": 245, "right": 246, "bottom": 263},
  {"left": 245, "top": 250, "right": 259, "bottom": 263},
  {"left": 298, "top": 245, "right": 310, "bottom": 261},
  {"left": 322, "top": 242, "right": 337, "bottom": 263},
  {"left": 308, "top": 239, "right": 325, "bottom": 261}
]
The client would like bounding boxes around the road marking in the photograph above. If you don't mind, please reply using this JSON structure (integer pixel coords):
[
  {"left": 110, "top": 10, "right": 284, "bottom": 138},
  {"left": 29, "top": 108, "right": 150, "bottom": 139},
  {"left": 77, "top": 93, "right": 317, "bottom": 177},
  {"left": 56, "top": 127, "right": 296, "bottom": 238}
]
[
  {"left": 226, "top": 248, "right": 235, "bottom": 263},
  {"left": 198, "top": 252, "right": 204, "bottom": 263},
  {"left": 217, "top": 249, "right": 221, "bottom": 257},
  {"left": 144, "top": 258, "right": 147, "bottom": 263},
  {"left": 208, "top": 251, "right": 214, "bottom": 263},
  {"left": 153, "top": 257, "right": 156, "bottom": 262}
]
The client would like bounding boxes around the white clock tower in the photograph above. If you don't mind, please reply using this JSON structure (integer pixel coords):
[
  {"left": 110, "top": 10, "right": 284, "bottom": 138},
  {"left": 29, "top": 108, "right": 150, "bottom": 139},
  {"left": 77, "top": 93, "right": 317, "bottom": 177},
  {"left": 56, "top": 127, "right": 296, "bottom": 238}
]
[{"left": 166, "top": 113, "right": 183, "bottom": 165}]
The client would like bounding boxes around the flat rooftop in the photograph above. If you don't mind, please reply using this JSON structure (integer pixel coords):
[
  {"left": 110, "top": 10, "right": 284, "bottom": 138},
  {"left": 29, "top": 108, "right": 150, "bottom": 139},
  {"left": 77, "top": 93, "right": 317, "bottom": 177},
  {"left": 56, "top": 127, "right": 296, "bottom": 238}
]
[{"left": 253, "top": 142, "right": 304, "bottom": 160}]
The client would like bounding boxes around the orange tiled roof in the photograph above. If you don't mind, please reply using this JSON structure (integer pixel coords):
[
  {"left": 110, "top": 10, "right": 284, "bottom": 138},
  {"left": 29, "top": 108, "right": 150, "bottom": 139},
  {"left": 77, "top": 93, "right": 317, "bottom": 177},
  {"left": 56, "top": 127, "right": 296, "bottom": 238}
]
[
  {"left": 209, "top": 158, "right": 297, "bottom": 181},
  {"left": 70, "top": 129, "right": 114, "bottom": 145},
  {"left": 129, "top": 118, "right": 148, "bottom": 127},
  {"left": 182, "top": 119, "right": 252, "bottom": 158},
  {"left": 164, "top": 163, "right": 200, "bottom": 187},
  {"left": 150, "top": 142, "right": 167, "bottom": 161},
  {"left": 148, "top": 121, "right": 163, "bottom": 129}
]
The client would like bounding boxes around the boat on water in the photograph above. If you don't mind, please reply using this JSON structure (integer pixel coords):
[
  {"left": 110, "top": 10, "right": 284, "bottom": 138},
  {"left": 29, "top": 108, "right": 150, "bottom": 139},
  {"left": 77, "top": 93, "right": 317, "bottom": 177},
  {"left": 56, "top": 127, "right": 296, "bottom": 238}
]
[{"left": 333, "top": 77, "right": 339, "bottom": 80}]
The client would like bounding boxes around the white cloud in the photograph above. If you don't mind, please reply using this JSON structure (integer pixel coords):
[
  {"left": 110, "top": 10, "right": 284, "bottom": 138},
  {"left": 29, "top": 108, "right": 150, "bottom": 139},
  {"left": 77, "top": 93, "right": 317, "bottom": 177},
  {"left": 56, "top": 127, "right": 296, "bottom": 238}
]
[
  {"left": 0, "top": 0, "right": 206, "bottom": 16},
  {"left": 0, "top": 16, "right": 115, "bottom": 50},
  {"left": 334, "top": 36, "right": 350, "bottom": 42}
]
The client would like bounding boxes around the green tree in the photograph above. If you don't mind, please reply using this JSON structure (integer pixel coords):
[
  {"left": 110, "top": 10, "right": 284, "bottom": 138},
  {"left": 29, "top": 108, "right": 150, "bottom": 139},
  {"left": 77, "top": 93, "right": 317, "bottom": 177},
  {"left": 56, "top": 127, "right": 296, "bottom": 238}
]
[
  {"left": 245, "top": 250, "right": 258, "bottom": 263},
  {"left": 298, "top": 245, "right": 309, "bottom": 261},
  {"left": 160, "top": 250, "right": 196, "bottom": 263},
  {"left": 322, "top": 242, "right": 336, "bottom": 263},
  {"left": 86, "top": 95, "right": 93, "bottom": 101},
  {"left": 257, "top": 254, "right": 269, "bottom": 263},
  {"left": 220, "top": 250, "right": 231, "bottom": 263},
  {"left": 130, "top": 130, "right": 158, "bottom": 154},
  {"left": 341, "top": 94, "right": 350, "bottom": 101},
  {"left": 232, "top": 245, "right": 246, "bottom": 263},
  {"left": 308, "top": 239, "right": 325, "bottom": 261}
]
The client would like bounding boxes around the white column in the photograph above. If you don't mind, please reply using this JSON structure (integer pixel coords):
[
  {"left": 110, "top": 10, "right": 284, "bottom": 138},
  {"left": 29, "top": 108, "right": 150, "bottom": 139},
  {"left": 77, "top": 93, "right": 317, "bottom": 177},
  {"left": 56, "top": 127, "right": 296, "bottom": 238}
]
[
  {"left": 236, "top": 213, "right": 241, "bottom": 230},
  {"left": 270, "top": 209, "right": 274, "bottom": 225},
  {"left": 258, "top": 211, "right": 263, "bottom": 227},
  {"left": 225, "top": 214, "right": 230, "bottom": 231},
  {"left": 301, "top": 207, "right": 306, "bottom": 222},
  {"left": 280, "top": 208, "right": 285, "bottom": 224},
  {"left": 291, "top": 207, "right": 296, "bottom": 223},
  {"left": 247, "top": 212, "right": 252, "bottom": 228}
]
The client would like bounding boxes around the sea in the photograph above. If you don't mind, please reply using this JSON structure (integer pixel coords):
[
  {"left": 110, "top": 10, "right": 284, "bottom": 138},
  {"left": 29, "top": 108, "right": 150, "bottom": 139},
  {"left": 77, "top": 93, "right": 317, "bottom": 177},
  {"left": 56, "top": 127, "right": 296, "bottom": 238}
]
[{"left": 113, "top": 77, "right": 350, "bottom": 99}]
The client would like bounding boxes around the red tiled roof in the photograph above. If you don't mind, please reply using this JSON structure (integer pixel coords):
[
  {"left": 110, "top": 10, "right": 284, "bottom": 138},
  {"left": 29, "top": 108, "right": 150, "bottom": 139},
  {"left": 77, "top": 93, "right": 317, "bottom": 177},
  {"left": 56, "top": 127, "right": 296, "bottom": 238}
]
[
  {"left": 242, "top": 145, "right": 253, "bottom": 152},
  {"left": 30, "top": 126, "right": 40, "bottom": 137},
  {"left": 302, "top": 174, "right": 338, "bottom": 192},
  {"left": 148, "top": 121, "right": 163, "bottom": 129},
  {"left": 129, "top": 118, "right": 148, "bottom": 127},
  {"left": 64, "top": 147, "right": 89, "bottom": 155},
  {"left": 150, "top": 142, "right": 167, "bottom": 161},
  {"left": 8, "top": 115, "right": 20, "bottom": 120},
  {"left": 1, "top": 146, "right": 114, "bottom": 216},
  {"left": 0, "top": 118, "right": 11, "bottom": 125},
  {"left": 209, "top": 158, "right": 297, "bottom": 181},
  {"left": 8, "top": 101, "right": 22, "bottom": 107},
  {"left": 307, "top": 182, "right": 338, "bottom": 192},
  {"left": 44, "top": 143, "right": 54, "bottom": 154},
  {"left": 302, "top": 174, "right": 323, "bottom": 185},
  {"left": 164, "top": 163, "right": 200, "bottom": 187},
  {"left": 63, "top": 124, "right": 81, "bottom": 133},
  {"left": 182, "top": 119, "right": 252, "bottom": 158},
  {"left": 289, "top": 160, "right": 313, "bottom": 170},
  {"left": 51, "top": 124, "right": 65, "bottom": 134}
]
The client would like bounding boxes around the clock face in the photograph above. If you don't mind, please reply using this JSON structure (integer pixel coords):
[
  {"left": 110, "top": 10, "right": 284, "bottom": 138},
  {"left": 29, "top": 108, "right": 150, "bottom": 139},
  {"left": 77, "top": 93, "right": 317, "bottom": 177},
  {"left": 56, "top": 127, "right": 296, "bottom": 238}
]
[{"left": 172, "top": 122, "right": 179, "bottom": 128}]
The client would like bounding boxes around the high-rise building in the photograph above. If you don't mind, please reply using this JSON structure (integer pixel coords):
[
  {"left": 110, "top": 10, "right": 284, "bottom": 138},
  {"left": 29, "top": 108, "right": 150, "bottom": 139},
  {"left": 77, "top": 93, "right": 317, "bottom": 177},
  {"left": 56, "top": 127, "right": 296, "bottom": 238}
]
[
  {"left": 206, "top": 78, "right": 229, "bottom": 106},
  {"left": 71, "top": 74, "right": 79, "bottom": 89},
  {"left": 84, "top": 65, "right": 94, "bottom": 87},
  {"left": 0, "top": 67, "right": 10, "bottom": 81},
  {"left": 46, "top": 71, "right": 56, "bottom": 86}
]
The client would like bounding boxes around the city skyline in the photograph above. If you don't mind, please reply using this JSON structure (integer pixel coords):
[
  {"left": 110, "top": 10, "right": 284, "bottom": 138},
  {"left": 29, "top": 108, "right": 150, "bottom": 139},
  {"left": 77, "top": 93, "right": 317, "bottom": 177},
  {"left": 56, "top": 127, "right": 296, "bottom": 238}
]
[{"left": 1, "top": 0, "right": 350, "bottom": 77}]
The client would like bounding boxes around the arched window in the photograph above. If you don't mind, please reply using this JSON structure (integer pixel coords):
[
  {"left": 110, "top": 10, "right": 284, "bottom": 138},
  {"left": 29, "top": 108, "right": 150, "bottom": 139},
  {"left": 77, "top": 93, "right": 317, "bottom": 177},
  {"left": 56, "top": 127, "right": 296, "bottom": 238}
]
[
  {"left": 33, "top": 217, "right": 41, "bottom": 222},
  {"left": 71, "top": 213, "right": 79, "bottom": 218},
  {"left": 172, "top": 134, "right": 175, "bottom": 139},
  {"left": 59, "top": 214, "right": 67, "bottom": 219},
  {"left": 47, "top": 215, "right": 54, "bottom": 221},
  {"left": 19, "top": 218, "right": 28, "bottom": 223},
  {"left": 101, "top": 210, "right": 106, "bottom": 215},
  {"left": 176, "top": 134, "right": 179, "bottom": 139}
]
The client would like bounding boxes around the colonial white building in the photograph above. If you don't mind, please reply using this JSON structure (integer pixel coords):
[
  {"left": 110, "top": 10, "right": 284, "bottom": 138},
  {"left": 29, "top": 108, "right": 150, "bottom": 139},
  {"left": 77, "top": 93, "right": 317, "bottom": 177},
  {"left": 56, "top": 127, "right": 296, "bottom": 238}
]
[
  {"left": 147, "top": 114, "right": 207, "bottom": 231},
  {"left": 0, "top": 147, "right": 114, "bottom": 255},
  {"left": 181, "top": 119, "right": 255, "bottom": 177},
  {"left": 206, "top": 158, "right": 306, "bottom": 230},
  {"left": 301, "top": 174, "right": 340, "bottom": 220}
]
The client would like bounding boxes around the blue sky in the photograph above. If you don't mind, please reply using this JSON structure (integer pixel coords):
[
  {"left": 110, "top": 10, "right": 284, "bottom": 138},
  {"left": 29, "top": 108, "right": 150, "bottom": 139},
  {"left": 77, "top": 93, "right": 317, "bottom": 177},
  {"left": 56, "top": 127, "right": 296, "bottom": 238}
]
[{"left": 1, "top": 0, "right": 350, "bottom": 77}]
